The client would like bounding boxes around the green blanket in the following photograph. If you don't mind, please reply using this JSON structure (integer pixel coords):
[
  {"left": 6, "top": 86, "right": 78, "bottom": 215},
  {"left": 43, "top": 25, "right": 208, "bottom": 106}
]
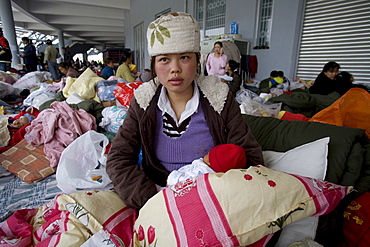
[
  {"left": 243, "top": 114, "right": 370, "bottom": 245},
  {"left": 268, "top": 91, "right": 341, "bottom": 117}
]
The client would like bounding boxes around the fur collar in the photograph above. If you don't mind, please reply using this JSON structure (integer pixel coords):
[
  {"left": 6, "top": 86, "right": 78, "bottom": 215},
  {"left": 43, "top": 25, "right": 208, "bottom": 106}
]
[{"left": 134, "top": 75, "right": 229, "bottom": 114}]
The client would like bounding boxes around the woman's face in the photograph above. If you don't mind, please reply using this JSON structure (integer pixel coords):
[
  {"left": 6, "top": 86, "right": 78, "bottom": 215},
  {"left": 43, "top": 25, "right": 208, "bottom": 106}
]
[
  {"left": 58, "top": 67, "right": 67, "bottom": 74},
  {"left": 154, "top": 52, "right": 198, "bottom": 97},
  {"left": 225, "top": 63, "right": 231, "bottom": 71},
  {"left": 324, "top": 68, "right": 339, "bottom": 80},
  {"left": 214, "top": 43, "right": 222, "bottom": 54}
]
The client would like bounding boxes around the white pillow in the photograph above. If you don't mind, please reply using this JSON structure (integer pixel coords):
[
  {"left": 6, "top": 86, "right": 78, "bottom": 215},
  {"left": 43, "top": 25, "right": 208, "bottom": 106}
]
[
  {"left": 263, "top": 137, "right": 330, "bottom": 180},
  {"left": 263, "top": 137, "right": 330, "bottom": 247}
]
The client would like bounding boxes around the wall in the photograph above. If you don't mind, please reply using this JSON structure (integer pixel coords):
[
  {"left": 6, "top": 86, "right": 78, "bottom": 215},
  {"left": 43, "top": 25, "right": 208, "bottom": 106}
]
[
  {"left": 126, "top": 0, "right": 305, "bottom": 82},
  {"left": 126, "top": 1, "right": 191, "bottom": 70}
]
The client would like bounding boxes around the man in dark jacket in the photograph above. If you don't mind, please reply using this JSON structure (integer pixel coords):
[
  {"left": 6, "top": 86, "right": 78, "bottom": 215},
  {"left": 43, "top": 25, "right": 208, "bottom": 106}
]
[{"left": 21, "top": 37, "right": 38, "bottom": 72}]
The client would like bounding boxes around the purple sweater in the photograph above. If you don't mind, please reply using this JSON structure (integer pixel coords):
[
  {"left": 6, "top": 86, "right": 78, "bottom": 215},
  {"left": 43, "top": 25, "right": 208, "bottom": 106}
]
[{"left": 153, "top": 103, "right": 214, "bottom": 172}]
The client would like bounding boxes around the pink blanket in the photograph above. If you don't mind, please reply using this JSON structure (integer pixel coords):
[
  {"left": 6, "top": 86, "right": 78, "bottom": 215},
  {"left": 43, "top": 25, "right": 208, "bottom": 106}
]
[{"left": 24, "top": 101, "right": 97, "bottom": 167}]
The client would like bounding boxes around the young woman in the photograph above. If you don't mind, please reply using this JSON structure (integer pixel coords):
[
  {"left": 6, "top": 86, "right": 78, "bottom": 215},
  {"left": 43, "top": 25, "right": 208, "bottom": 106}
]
[
  {"left": 309, "top": 61, "right": 340, "bottom": 95},
  {"left": 106, "top": 12, "right": 263, "bottom": 209},
  {"left": 116, "top": 49, "right": 136, "bottom": 82},
  {"left": 206, "top": 41, "right": 227, "bottom": 76},
  {"left": 57, "top": 62, "right": 80, "bottom": 78},
  {"left": 220, "top": 59, "right": 242, "bottom": 96}
]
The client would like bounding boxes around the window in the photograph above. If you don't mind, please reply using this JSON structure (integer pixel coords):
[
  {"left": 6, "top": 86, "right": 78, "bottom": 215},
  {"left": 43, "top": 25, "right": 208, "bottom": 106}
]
[
  {"left": 255, "top": 0, "right": 273, "bottom": 49},
  {"left": 134, "top": 22, "right": 145, "bottom": 73},
  {"left": 196, "top": 0, "right": 226, "bottom": 36},
  {"left": 296, "top": 0, "right": 370, "bottom": 85},
  {"left": 155, "top": 8, "right": 171, "bottom": 20}
]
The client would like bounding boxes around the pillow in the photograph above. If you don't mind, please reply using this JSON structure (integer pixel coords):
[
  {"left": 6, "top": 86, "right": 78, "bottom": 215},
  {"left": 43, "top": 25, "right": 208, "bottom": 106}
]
[
  {"left": 262, "top": 137, "right": 330, "bottom": 246},
  {"left": 133, "top": 166, "right": 352, "bottom": 246},
  {"left": 263, "top": 137, "right": 330, "bottom": 180},
  {"left": 0, "top": 139, "right": 55, "bottom": 183}
]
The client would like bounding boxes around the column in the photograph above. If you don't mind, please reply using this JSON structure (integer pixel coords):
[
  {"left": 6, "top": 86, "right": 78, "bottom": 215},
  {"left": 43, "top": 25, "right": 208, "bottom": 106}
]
[
  {"left": 83, "top": 52, "right": 88, "bottom": 66},
  {"left": 57, "top": 30, "right": 65, "bottom": 57},
  {"left": 202, "top": 0, "right": 207, "bottom": 37},
  {"left": 0, "top": 0, "right": 21, "bottom": 67}
]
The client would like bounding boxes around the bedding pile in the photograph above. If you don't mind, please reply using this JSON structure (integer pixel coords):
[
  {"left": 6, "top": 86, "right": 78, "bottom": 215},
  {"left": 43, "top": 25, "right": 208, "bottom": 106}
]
[{"left": 0, "top": 69, "right": 370, "bottom": 246}]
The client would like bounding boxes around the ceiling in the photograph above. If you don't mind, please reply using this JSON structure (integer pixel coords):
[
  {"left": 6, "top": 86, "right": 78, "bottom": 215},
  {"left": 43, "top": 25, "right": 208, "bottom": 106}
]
[{"left": 6, "top": 0, "right": 130, "bottom": 49}]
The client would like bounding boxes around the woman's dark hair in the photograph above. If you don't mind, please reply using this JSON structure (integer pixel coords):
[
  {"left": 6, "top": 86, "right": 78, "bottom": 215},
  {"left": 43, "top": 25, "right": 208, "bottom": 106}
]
[
  {"left": 323, "top": 61, "right": 340, "bottom": 72},
  {"left": 228, "top": 60, "right": 239, "bottom": 71},
  {"left": 120, "top": 49, "right": 132, "bottom": 64},
  {"left": 214, "top": 41, "right": 223, "bottom": 48},
  {"left": 58, "top": 62, "right": 69, "bottom": 69},
  {"left": 150, "top": 52, "right": 201, "bottom": 80}
]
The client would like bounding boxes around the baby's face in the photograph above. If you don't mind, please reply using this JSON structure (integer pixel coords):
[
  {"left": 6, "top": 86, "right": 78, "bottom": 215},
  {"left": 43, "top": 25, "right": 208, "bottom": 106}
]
[{"left": 10, "top": 116, "right": 29, "bottom": 128}]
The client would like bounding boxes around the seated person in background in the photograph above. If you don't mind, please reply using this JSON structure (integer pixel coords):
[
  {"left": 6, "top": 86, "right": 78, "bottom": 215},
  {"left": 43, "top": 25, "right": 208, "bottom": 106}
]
[
  {"left": 58, "top": 62, "right": 80, "bottom": 78},
  {"left": 269, "top": 72, "right": 283, "bottom": 88},
  {"left": 309, "top": 61, "right": 340, "bottom": 95},
  {"left": 167, "top": 143, "right": 246, "bottom": 187},
  {"left": 220, "top": 59, "right": 242, "bottom": 97},
  {"left": 116, "top": 49, "right": 136, "bottom": 82},
  {"left": 206, "top": 41, "right": 227, "bottom": 76},
  {"left": 277, "top": 70, "right": 291, "bottom": 91},
  {"left": 259, "top": 70, "right": 278, "bottom": 93},
  {"left": 129, "top": 63, "right": 141, "bottom": 79},
  {"left": 136, "top": 68, "right": 152, "bottom": 82},
  {"left": 100, "top": 57, "right": 116, "bottom": 79}
]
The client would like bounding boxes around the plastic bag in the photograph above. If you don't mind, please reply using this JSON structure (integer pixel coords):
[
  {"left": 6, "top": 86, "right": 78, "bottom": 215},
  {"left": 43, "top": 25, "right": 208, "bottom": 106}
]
[
  {"left": 99, "top": 106, "right": 128, "bottom": 133},
  {"left": 12, "top": 71, "right": 49, "bottom": 90},
  {"left": 240, "top": 97, "right": 282, "bottom": 118},
  {"left": 96, "top": 79, "right": 119, "bottom": 101},
  {"left": 56, "top": 130, "right": 113, "bottom": 193},
  {"left": 113, "top": 81, "right": 143, "bottom": 107},
  {"left": 235, "top": 87, "right": 259, "bottom": 105}
]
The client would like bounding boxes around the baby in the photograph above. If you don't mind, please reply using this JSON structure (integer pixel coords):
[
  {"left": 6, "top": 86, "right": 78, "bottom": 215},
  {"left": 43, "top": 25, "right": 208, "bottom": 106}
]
[
  {"left": 167, "top": 143, "right": 247, "bottom": 187},
  {"left": 8, "top": 106, "right": 38, "bottom": 129}
]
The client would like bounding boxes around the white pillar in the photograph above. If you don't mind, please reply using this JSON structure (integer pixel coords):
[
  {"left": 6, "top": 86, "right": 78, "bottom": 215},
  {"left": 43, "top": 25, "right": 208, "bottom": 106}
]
[
  {"left": 58, "top": 30, "right": 65, "bottom": 56},
  {"left": 0, "top": 0, "right": 21, "bottom": 67},
  {"left": 202, "top": 0, "right": 207, "bottom": 37}
]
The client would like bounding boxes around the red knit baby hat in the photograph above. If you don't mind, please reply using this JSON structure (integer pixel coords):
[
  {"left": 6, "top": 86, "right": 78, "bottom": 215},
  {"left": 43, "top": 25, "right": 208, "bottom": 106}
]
[{"left": 209, "top": 144, "right": 247, "bottom": 173}]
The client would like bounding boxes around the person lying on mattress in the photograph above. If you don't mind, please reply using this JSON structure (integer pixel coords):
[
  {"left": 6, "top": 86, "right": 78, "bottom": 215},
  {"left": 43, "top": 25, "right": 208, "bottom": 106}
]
[
  {"left": 106, "top": 12, "right": 263, "bottom": 209},
  {"left": 0, "top": 106, "right": 40, "bottom": 153}
]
